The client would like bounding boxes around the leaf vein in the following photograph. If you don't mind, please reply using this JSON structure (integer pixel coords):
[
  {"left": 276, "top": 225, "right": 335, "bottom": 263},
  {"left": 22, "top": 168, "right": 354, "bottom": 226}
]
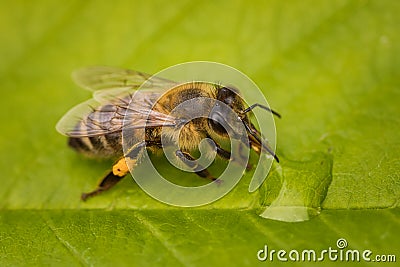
[
  {"left": 133, "top": 212, "right": 188, "bottom": 267},
  {"left": 41, "top": 215, "right": 91, "bottom": 267}
]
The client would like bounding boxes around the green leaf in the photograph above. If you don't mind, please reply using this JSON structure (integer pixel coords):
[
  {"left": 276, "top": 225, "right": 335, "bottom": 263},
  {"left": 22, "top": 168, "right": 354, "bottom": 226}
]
[
  {"left": 0, "top": 0, "right": 399, "bottom": 266},
  {"left": 1, "top": 210, "right": 399, "bottom": 266}
]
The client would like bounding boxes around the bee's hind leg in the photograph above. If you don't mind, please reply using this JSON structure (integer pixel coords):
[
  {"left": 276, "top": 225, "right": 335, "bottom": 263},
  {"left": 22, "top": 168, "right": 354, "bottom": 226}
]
[
  {"left": 81, "top": 171, "right": 126, "bottom": 201},
  {"left": 81, "top": 157, "right": 133, "bottom": 201},
  {"left": 81, "top": 141, "right": 146, "bottom": 201},
  {"left": 175, "top": 150, "right": 218, "bottom": 183}
]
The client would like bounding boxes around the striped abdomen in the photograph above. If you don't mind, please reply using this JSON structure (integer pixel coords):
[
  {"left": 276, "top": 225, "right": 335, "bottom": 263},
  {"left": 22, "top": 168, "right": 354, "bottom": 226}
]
[
  {"left": 68, "top": 132, "right": 122, "bottom": 158},
  {"left": 68, "top": 103, "right": 125, "bottom": 158}
]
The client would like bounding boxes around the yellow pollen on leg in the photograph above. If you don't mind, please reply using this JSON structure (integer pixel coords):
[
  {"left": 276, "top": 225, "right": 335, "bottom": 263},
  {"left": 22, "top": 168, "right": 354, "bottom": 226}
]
[
  {"left": 112, "top": 158, "right": 131, "bottom": 177},
  {"left": 112, "top": 157, "right": 138, "bottom": 177}
]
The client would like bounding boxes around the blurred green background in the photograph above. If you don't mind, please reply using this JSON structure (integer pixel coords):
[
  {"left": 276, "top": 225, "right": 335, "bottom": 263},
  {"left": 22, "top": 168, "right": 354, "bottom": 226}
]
[{"left": 0, "top": 0, "right": 399, "bottom": 266}]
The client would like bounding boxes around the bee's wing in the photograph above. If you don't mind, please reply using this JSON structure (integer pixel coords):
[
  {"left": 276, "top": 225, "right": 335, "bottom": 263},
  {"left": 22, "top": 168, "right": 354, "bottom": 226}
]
[
  {"left": 72, "top": 66, "right": 177, "bottom": 92},
  {"left": 57, "top": 66, "right": 182, "bottom": 137},
  {"left": 56, "top": 91, "right": 181, "bottom": 137}
]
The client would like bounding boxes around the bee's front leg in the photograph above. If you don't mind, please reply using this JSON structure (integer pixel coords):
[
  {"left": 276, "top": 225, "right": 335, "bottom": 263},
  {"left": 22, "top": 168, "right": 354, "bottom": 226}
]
[
  {"left": 175, "top": 150, "right": 218, "bottom": 182},
  {"left": 212, "top": 139, "right": 252, "bottom": 171},
  {"left": 214, "top": 142, "right": 231, "bottom": 160}
]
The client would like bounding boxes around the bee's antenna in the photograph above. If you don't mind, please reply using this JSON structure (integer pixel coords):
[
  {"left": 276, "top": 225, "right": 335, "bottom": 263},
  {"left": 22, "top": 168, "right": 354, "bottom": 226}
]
[{"left": 242, "top": 103, "right": 281, "bottom": 118}]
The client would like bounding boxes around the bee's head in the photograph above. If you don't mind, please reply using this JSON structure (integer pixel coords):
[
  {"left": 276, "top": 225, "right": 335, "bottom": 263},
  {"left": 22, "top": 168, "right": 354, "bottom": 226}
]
[
  {"left": 208, "top": 86, "right": 247, "bottom": 137},
  {"left": 216, "top": 86, "right": 245, "bottom": 112},
  {"left": 208, "top": 85, "right": 280, "bottom": 162}
]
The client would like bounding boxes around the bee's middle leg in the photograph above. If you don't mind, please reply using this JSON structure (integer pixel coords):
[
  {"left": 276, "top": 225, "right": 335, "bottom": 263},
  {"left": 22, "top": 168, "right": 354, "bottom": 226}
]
[{"left": 175, "top": 150, "right": 217, "bottom": 181}]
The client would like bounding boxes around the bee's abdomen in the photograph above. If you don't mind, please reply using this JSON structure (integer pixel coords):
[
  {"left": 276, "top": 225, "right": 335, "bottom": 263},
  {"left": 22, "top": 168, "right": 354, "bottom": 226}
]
[{"left": 68, "top": 133, "right": 122, "bottom": 158}]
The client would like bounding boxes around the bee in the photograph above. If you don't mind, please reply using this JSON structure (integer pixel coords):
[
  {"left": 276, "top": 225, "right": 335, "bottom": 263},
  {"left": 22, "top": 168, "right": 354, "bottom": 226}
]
[{"left": 56, "top": 66, "right": 280, "bottom": 201}]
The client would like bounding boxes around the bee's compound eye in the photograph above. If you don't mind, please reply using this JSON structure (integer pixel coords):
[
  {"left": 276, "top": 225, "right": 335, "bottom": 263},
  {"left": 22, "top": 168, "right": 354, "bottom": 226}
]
[
  {"left": 209, "top": 119, "right": 226, "bottom": 135},
  {"left": 217, "top": 87, "right": 235, "bottom": 106},
  {"left": 208, "top": 111, "right": 227, "bottom": 135}
]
